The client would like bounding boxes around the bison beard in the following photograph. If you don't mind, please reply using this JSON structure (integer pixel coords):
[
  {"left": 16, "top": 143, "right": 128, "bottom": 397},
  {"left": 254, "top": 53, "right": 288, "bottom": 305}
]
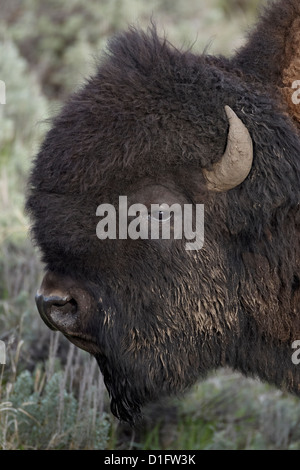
[{"left": 26, "top": 0, "right": 300, "bottom": 423}]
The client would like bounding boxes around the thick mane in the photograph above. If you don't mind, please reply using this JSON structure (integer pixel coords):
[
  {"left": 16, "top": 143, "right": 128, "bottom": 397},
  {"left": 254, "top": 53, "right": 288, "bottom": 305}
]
[
  {"left": 234, "top": 0, "right": 300, "bottom": 84},
  {"left": 234, "top": 0, "right": 300, "bottom": 126}
]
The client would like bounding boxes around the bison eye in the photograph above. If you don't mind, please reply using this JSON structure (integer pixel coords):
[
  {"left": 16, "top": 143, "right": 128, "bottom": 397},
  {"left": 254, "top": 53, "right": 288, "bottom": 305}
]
[{"left": 149, "top": 208, "right": 172, "bottom": 223}]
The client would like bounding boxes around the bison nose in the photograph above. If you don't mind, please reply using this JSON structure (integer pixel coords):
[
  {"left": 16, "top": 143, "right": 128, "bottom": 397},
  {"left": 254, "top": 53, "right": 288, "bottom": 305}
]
[{"left": 35, "top": 292, "right": 78, "bottom": 332}]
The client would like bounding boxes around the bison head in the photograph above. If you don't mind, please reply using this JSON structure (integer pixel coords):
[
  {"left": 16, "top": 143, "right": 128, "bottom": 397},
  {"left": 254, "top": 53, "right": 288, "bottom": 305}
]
[{"left": 26, "top": 0, "right": 300, "bottom": 423}]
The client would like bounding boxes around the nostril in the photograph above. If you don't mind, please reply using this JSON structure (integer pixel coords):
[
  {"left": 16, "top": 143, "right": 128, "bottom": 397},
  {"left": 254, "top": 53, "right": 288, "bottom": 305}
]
[
  {"left": 51, "top": 297, "right": 78, "bottom": 315},
  {"left": 35, "top": 293, "right": 78, "bottom": 331},
  {"left": 49, "top": 296, "right": 72, "bottom": 306},
  {"left": 42, "top": 295, "right": 76, "bottom": 313}
]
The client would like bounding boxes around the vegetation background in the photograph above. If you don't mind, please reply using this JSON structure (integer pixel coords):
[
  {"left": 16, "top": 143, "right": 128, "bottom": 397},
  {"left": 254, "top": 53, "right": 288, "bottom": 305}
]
[{"left": 1, "top": 0, "right": 300, "bottom": 450}]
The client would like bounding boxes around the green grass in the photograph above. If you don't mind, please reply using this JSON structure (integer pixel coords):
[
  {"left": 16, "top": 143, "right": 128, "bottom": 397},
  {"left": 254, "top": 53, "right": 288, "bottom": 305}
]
[
  {"left": 0, "top": 333, "right": 110, "bottom": 449},
  {"left": 105, "top": 368, "right": 300, "bottom": 450},
  {"left": 2, "top": 0, "right": 299, "bottom": 451}
]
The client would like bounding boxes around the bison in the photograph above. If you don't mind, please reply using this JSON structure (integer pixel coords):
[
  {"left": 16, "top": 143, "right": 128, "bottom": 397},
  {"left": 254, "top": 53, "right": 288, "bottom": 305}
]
[{"left": 26, "top": 0, "right": 300, "bottom": 424}]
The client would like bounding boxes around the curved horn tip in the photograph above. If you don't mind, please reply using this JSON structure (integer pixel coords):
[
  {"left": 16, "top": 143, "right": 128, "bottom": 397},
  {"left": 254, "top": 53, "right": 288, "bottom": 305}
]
[
  {"left": 203, "top": 105, "right": 253, "bottom": 192},
  {"left": 224, "top": 105, "right": 236, "bottom": 120}
]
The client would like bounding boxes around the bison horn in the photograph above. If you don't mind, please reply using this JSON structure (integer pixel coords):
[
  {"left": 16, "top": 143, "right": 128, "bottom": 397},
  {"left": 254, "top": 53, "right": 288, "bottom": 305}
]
[{"left": 203, "top": 106, "right": 253, "bottom": 192}]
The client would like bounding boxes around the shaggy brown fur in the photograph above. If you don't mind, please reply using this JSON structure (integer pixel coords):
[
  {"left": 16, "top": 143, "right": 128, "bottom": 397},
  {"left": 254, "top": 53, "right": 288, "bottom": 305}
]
[{"left": 26, "top": 0, "right": 300, "bottom": 423}]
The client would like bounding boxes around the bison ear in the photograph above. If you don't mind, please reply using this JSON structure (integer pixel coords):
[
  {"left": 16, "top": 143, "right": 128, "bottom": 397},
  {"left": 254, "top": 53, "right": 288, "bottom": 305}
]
[{"left": 233, "top": 0, "right": 300, "bottom": 126}]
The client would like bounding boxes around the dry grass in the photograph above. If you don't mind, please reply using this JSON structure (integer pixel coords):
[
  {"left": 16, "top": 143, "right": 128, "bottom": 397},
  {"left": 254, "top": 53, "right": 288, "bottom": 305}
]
[{"left": 0, "top": 332, "right": 109, "bottom": 450}]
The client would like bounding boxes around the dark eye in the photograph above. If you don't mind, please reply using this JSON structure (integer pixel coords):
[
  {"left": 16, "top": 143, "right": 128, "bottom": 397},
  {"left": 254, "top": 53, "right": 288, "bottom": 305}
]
[{"left": 149, "top": 209, "right": 171, "bottom": 223}]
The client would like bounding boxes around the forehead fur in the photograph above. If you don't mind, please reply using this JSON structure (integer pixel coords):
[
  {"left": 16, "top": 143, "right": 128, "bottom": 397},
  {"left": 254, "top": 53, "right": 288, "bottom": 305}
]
[
  {"left": 27, "top": 22, "right": 300, "bottom": 268},
  {"left": 33, "top": 27, "right": 255, "bottom": 196}
]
